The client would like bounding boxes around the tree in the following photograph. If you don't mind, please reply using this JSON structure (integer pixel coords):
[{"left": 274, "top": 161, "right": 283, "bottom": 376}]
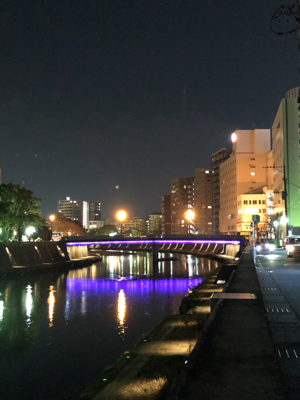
[
  {"left": 87, "top": 225, "right": 117, "bottom": 236},
  {"left": 0, "top": 183, "right": 42, "bottom": 242},
  {"left": 51, "top": 213, "right": 86, "bottom": 237}
]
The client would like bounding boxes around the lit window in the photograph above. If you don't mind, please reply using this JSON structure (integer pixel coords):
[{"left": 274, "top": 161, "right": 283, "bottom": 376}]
[
  {"left": 251, "top": 172, "right": 255, "bottom": 176},
  {"left": 208, "top": 206, "right": 212, "bottom": 209}
]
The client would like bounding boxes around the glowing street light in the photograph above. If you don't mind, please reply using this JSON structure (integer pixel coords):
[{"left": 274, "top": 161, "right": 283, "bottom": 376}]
[
  {"left": 116, "top": 210, "right": 127, "bottom": 235},
  {"left": 49, "top": 214, "right": 56, "bottom": 234},
  {"left": 185, "top": 209, "right": 195, "bottom": 234},
  {"left": 25, "top": 226, "right": 35, "bottom": 236}
]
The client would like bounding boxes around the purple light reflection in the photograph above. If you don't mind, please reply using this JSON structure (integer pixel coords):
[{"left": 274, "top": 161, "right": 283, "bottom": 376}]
[{"left": 66, "top": 278, "right": 203, "bottom": 298}]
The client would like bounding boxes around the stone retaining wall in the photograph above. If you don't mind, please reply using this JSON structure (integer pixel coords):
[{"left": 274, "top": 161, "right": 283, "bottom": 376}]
[{"left": 0, "top": 242, "right": 68, "bottom": 272}]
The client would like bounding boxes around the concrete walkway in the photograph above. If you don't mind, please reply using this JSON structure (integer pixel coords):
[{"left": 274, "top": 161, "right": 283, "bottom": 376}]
[
  {"left": 91, "top": 269, "right": 225, "bottom": 400},
  {"left": 169, "top": 248, "right": 286, "bottom": 400}
]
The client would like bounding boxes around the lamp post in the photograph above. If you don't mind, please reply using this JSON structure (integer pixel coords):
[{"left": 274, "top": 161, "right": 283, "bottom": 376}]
[
  {"left": 185, "top": 209, "right": 195, "bottom": 234},
  {"left": 49, "top": 215, "right": 56, "bottom": 235},
  {"left": 116, "top": 210, "right": 127, "bottom": 235},
  {"left": 274, "top": 220, "right": 279, "bottom": 248}
]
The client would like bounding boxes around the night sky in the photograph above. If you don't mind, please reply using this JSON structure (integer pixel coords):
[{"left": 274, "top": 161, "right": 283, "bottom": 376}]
[{"left": 0, "top": 0, "right": 298, "bottom": 219}]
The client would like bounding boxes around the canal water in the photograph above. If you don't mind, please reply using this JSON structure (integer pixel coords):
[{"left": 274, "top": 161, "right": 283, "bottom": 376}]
[{"left": 0, "top": 252, "right": 219, "bottom": 400}]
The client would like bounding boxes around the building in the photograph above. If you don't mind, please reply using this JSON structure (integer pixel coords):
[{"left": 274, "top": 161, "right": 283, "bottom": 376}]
[
  {"left": 194, "top": 168, "right": 213, "bottom": 234},
  {"left": 211, "top": 148, "right": 230, "bottom": 234},
  {"left": 122, "top": 217, "right": 147, "bottom": 235},
  {"left": 236, "top": 187, "right": 270, "bottom": 236},
  {"left": 89, "top": 202, "right": 101, "bottom": 221},
  {"left": 148, "top": 212, "right": 162, "bottom": 235},
  {"left": 58, "top": 197, "right": 101, "bottom": 230},
  {"left": 272, "top": 87, "right": 300, "bottom": 239},
  {"left": 162, "top": 195, "right": 171, "bottom": 235},
  {"left": 219, "top": 129, "right": 272, "bottom": 236},
  {"left": 170, "top": 177, "right": 195, "bottom": 234},
  {"left": 89, "top": 220, "right": 105, "bottom": 231},
  {"left": 58, "top": 197, "right": 82, "bottom": 223}
]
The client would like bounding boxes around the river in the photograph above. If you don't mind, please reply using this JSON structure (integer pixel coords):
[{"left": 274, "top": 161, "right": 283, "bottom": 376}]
[{"left": 0, "top": 252, "right": 219, "bottom": 400}]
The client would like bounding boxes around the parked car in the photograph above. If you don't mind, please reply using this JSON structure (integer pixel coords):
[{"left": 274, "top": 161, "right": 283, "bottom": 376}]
[
  {"left": 256, "top": 239, "right": 276, "bottom": 254},
  {"left": 286, "top": 235, "right": 300, "bottom": 258}
]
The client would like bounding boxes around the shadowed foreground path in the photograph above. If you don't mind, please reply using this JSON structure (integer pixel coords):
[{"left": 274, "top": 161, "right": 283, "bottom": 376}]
[{"left": 169, "top": 248, "right": 285, "bottom": 400}]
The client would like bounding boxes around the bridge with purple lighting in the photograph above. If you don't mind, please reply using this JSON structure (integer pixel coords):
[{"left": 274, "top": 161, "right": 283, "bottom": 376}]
[{"left": 62, "top": 235, "right": 244, "bottom": 277}]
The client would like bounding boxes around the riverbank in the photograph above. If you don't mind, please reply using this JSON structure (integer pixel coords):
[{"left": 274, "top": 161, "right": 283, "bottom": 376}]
[
  {"left": 0, "top": 256, "right": 101, "bottom": 279},
  {"left": 0, "top": 241, "right": 101, "bottom": 278},
  {"left": 79, "top": 264, "right": 232, "bottom": 400}
]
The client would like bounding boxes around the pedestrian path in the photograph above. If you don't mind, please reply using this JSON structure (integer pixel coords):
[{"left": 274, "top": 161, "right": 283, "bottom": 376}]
[
  {"left": 90, "top": 271, "right": 225, "bottom": 400},
  {"left": 256, "top": 257, "right": 300, "bottom": 400},
  {"left": 168, "top": 248, "right": 285, "bottom": 400}
]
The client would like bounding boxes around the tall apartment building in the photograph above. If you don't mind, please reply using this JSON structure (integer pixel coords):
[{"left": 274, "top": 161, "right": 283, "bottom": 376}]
[
  {"left": 162, "top": 195, "right": 171, "bottom": 235},
  {"left": 89, "top": 202, "right": 101, "bottom": 221},
  {"left": 122, "top": 217, "right": 147, "bottom": 234},
  {"left": 170, "top": 177, "right": 195, "bottom": 234},
  {"left": 148, "top": 212, "right": 162, "bottom": 235},
  {"left": 211, "top": 148, "right": 230, "bottom": 234},
  {"left": 194, "top": 168, "right": 213, "bottom": 234},
  {"left": 272, "top": 87, "right": 300, "bottom": 239},
  {"left": 219, "top": 129, "right": 272, "bottom": 235},
  {"left": 58, "top": 198, "right": 82, "bottom": 222},
  {"left": 58, "top": 197, "right": 101, "bottom": 230}
]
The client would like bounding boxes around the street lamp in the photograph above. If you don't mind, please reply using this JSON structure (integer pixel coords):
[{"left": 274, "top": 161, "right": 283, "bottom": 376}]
[
  {"left": 116, "top": 210, "right": 127, "bottom": 235},
  {"left": 49, "top": 214, "right": 56, "bottom": 234},
  {"left": 273, "top": 220, "right": 279, "bottom": 248},
  {"left": 185, "top": 209, "right": 195, "bottom": 234}
]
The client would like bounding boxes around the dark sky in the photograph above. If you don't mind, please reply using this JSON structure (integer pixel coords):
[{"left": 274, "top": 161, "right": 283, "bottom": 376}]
[{"left": 0, "top": 0, "right": 298, "bottom": 219}]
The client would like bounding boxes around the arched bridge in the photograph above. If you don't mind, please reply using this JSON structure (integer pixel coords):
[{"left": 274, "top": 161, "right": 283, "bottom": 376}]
[{"left": 62, "top": 236, "right": 245, "bottom": 274}]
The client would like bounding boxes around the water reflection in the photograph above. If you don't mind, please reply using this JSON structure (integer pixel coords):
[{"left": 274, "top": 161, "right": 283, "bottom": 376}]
[
  {"left": 0, "top": 252, "right": 219, "bottom": 400},
  {"left": 117, "top": 289, "right": 126, "bottom": 337},
  {"left": 25, "top": 284, "right": 33, "bottom": 324},
  {"left": 48, "top": 285, "right": 55, "bottom": 327}
]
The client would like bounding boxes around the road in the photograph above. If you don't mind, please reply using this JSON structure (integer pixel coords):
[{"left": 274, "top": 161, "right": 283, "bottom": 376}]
[{"left": 256, "top": 248, "right": 300, "bottom": 400}]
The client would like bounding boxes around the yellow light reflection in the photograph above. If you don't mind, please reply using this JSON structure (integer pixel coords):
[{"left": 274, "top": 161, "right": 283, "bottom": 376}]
[
  {"left": 48, "top": 285, "right": 56, "bottom": 327},
  {"left": 0, "top": 300, "right": 4, "bottom": 322},
  {"left": 117, "top": 289, "right": 126, "bottom": 336},
  {"left": 26, "top": 284, "right": 33, "bottom": 321},
  {"left": 90, "top": 264, "right": 97, "bottom": 279}
]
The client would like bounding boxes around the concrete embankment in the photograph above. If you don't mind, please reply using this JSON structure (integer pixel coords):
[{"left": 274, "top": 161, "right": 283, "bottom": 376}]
[
  {"left": 0, "top": 242, "right": 100, "bottom": 278},
  {"left": 79, "top": 265, "right": 231, "bottom": 400},
  {"left": 168, "top": 247, "right": 285, "bottom": 400},
  {"left": 81, "top": 248, "right": 286, "bottom": 400}
]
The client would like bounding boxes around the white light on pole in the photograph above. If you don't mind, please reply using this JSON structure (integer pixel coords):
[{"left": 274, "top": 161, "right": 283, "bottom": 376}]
[{"left": 25, "top": 227, "right": 35, "bottom": 236}]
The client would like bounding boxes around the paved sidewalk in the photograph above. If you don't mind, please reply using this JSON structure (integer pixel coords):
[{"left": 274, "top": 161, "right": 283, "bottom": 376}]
[
  {"left": 169, "top": 248, "right": 286, "bottom": 400},
  {"left": 256, "top": 255, "right": 300, "bottom": 400}
]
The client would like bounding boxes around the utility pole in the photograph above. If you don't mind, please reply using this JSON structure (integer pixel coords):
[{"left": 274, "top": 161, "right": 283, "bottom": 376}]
[{"left": 264, "top": 165, "right": 288, "bottom": 236}]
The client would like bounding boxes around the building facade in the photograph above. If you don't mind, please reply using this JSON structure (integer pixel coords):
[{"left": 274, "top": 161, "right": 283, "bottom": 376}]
[
  {"left": 58, "top": 197, "right": 101, "bottom": 230},
  {"left": 162, "top": 195, "right": 171, "bottom": 235},
  {"left": 211, "top": 148, "right": 230, "bottom": 234},
  {"left": 148, "top": 212, "right": 162, "bottom": 235},
  {"left": 194, "top": 168, "right": 213, "bottom": 234},
  {"left": 170, "top": 177, "right": 195, "bottom": 234},
  {"left": 272, "top": 87, "right": 300, "bottom": 239},
  {"left": 122, "top": 217, "right": 147, "bottom": 235},
  {"left": 219, "top": 129, "right": 272, "bottom": 235}
]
